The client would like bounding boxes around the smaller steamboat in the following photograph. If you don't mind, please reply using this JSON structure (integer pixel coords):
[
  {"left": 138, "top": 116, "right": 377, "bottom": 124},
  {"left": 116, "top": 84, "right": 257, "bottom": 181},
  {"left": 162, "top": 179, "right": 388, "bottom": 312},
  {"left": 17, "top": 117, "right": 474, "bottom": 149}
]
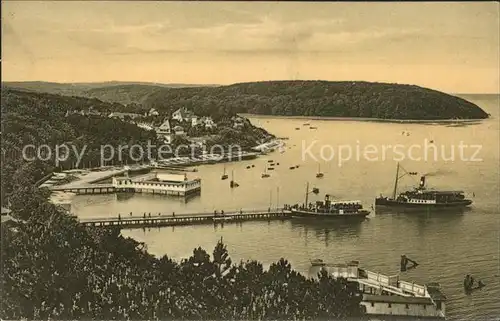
[{"left": 290, "top": 183, "right": 370, "bottom": 220}]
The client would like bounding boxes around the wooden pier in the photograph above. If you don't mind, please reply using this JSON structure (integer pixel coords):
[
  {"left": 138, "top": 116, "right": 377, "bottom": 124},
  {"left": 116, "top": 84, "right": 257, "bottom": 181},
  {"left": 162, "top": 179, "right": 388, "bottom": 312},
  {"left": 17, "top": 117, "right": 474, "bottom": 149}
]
[
  {"left": 79, "top": 209, "right": 292, "bottom": 229},
  {"left": 50, "top": 184, "right": 115, "bottom": 194}
]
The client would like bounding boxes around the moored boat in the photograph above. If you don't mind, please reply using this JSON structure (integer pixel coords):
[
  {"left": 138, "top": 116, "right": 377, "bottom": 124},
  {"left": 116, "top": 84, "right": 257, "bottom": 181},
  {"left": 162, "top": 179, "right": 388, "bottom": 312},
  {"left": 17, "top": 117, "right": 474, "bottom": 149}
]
[
  {"left": 290, "top": 183, "right": 370, "bottom": 220},
  {"left": 316, "top": 163, "right": 324, "bottom": 178},
  {"left": 221, "top": 165, "right": 228, "bottom": 180},
  {"left": 310, "top": 258, "right": 326, "bottom": 266},
  {"left": 320, "top": 261, "right": 447, "bottom": 319},
  {"left": 261, "top": 167, "right": 270, "bottom": 178}
]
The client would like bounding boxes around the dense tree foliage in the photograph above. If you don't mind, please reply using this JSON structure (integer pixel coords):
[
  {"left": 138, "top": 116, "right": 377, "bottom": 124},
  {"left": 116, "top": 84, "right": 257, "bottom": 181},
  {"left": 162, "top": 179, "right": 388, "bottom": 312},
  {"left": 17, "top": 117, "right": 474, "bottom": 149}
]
[
  {"left": 142, "top": 81, "right": 489, "bottom": 120},
  {"left": 4, "top": 80, "right": 488, "bottom": 120},
  {"left": 1, "top": 190, "right": 364, "bottom": 319},
  {"left": 1, "top": 89, "right": 158, "bottom": 202},
  {"left": 1, "top": 188, "right": 365, "bottom": 320}
]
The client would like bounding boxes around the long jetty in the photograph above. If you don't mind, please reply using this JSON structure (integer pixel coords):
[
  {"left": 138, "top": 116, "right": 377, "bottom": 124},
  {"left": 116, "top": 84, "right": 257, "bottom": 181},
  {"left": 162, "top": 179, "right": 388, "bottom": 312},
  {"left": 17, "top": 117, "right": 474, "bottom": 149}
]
[{"left": 79, "top": 208, "right": 292, "bottom": 229}]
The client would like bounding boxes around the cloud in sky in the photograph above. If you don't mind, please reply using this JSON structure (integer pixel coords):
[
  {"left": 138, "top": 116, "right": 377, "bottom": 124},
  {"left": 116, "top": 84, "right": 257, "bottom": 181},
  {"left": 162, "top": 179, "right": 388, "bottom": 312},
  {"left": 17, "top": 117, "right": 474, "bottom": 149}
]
[{"left": 2, "top": 1, "right": 499, "bottom": 93}]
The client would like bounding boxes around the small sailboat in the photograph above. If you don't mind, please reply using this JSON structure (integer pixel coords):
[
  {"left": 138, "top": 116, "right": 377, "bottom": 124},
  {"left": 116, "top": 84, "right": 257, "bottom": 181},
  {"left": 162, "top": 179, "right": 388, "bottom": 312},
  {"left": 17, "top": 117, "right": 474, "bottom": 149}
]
[
  {"left": 261, "top": 167, "right": 270, "bottom": 178},
  {"left": 230, "top": 170, "right": 239, "bottom": 188},
  {"left": 316, "top": 164, "right": 324, "bottom": 178},
  {"left": 221, "top": 165, "right": 228, "bottom": 180}
]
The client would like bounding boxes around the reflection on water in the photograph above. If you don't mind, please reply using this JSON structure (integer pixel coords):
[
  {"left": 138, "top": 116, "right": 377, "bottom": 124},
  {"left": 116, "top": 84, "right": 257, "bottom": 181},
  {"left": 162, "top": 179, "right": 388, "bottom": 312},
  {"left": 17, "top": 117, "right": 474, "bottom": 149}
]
[
  {"left": 116, "top": 191, "right": 201, "bottom": 204},
  {"left": 374, "top": 206, "right": 472, "bottom": 215},
  {"left": 290, "top": 219, "right": 364, "bottom": 247},
  {"left": 116, "top": 193, "right": 135, "bottom": 202},
  {"left": 79, "top": 95, "right": 500, "bottom": 320}
]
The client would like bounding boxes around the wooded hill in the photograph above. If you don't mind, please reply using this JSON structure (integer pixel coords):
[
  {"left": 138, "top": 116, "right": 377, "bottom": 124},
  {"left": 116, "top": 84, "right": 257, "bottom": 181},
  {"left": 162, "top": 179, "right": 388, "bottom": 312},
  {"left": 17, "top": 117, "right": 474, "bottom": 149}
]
[{"left": 3, "top": 80, "right": 489, "bottom": 120}]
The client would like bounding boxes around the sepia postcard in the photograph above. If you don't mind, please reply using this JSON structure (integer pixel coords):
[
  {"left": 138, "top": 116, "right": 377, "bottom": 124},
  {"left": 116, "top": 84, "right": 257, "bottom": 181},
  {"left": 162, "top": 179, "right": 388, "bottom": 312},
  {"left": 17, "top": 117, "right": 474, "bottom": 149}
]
[{"left": 1, "top": 1, "right": 499, "bottom": 320}]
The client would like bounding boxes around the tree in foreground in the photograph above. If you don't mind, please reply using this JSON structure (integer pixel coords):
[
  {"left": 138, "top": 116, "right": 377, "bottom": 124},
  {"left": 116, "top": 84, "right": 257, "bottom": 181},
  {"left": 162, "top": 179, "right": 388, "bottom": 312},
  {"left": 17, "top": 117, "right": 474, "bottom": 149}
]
[{"left": 1, "top": 189, "right": 365, "bottom": 320}]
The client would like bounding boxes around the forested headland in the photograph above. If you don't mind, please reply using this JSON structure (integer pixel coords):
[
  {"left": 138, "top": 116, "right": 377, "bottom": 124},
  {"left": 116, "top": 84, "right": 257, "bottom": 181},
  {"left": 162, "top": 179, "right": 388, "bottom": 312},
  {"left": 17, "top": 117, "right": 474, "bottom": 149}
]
[{"left": 4, "top": 80, "right": 489, "bottom": 120}]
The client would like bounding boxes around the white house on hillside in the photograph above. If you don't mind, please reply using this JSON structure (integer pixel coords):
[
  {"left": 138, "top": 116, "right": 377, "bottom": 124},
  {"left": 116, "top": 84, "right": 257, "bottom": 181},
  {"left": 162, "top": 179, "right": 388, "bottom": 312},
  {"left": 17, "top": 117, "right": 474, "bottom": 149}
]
[
  {"left": 148, "top": 108, "right": 159, "bottom": 116},
  {"left": 173, "top": 125, "right": 185, "bottom": 136},
  {"left": 172, "top": 108, "right": 195, "bottom": 122},
  {"left": 191, "top": 116, "right": 200, "bottom": 127},
  {"left": 203, "top": 117, "right": 217, "bottom": 129},
  {"left": 233, "top": 116, "right": 245, "bottom": 129},
  {"left": 156, "top": 119, "right": 172, "bottom": 143},
  {"left": 137, "top": 122, "right": 154, "bottom": 131},
  {"left": 108, "top": 112, "right": 142, "bottom": 120}
]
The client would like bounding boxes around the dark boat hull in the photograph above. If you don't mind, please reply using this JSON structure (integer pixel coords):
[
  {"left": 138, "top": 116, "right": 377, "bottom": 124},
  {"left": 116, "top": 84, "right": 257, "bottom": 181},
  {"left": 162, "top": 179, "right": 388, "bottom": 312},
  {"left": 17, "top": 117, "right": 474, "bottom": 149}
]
[
  {"left": 291, "top": 209, "right": 369, "bottom": 220},
  {"left": 375, "top": 198, "right": 472, "bottom": 208}
]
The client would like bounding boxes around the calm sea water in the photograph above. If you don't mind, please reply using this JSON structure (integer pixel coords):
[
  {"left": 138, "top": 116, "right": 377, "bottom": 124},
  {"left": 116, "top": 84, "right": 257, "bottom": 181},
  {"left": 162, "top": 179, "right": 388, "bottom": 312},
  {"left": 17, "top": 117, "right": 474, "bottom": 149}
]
[{"left": 73, "top": 94, "right": 500, "bottom": 321}]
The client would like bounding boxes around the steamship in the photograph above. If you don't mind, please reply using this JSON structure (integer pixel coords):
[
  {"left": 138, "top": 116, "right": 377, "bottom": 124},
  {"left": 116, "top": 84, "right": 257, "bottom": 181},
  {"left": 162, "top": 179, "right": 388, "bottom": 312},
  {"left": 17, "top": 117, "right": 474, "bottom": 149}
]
[
  {"left": 375, "top": 163, "right": 472, "bottom": 209},
  {"left": 290, "top": 183, "right": 370, "bottom": 220}
]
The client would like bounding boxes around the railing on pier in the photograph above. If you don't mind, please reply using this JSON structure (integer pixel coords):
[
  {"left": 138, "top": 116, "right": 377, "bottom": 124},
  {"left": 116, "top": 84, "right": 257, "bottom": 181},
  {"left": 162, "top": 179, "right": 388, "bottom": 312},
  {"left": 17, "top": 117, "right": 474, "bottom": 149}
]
[
  {"left": 79, "top": 208, "right": 292, "bottom": 229},
  {"left": 356, "top": 269, "right": 427, "bottom": 297}
]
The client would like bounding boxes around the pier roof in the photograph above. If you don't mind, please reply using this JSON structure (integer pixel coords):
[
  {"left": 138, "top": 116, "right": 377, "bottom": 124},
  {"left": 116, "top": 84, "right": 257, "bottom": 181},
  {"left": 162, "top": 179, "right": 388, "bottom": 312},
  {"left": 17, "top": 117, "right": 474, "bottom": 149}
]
[{"left": 157, "top": 173, "right": 187, "bottom": 182}]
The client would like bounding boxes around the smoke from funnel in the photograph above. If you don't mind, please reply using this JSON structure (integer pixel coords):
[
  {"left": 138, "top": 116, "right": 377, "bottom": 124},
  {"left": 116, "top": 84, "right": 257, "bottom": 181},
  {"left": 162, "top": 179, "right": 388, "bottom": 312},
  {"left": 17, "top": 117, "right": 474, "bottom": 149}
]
[{"left": 423, "top": 169, "right": 456, "bottom": 177}]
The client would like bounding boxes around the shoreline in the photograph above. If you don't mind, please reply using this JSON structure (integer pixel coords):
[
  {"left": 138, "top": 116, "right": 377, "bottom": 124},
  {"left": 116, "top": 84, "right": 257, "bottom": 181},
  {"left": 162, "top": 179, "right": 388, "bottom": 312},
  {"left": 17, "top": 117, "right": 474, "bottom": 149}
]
[{"left": 239, "top": 113, "right": 489, "bottom": 124}]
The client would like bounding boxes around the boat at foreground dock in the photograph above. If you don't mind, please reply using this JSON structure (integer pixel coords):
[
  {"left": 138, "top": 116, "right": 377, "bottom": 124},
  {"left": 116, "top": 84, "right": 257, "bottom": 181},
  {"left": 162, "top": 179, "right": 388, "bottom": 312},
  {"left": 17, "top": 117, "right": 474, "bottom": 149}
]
[
  {"left": 375, "top": 163, "right": 472, "bottom": 209},
  {"left": 310, "top": 260, "right": 446, "bottom": 319},
  {"left": 290, "top": 183, "right": 370, "bottom": 220}
]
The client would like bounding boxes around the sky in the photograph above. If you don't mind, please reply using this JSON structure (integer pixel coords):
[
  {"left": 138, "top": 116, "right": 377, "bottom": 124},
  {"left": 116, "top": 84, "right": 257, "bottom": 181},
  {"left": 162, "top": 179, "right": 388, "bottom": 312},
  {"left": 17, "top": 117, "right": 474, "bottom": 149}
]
[{"left": 2, "top": 1, "right": 499, "bottom": 93}]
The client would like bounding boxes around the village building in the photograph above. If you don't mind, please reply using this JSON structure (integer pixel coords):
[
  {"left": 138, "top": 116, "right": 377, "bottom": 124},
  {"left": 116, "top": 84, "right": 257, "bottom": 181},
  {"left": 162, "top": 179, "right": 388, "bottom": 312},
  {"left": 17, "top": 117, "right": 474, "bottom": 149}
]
[
  {"left": 148, "top": 108, "right": 159, "bottom": 116},
  {"left": 137, "top": 122, "right": 154, "bottom": 131},
  {"left": 202, "top": 116, "right": 217, "bottom": 129},
  {"left": 112, "top": 172, "right": 201, "bottom": 196},
  {"left": 65, "top": 108, "right": 102, "bottom": 117},
  {"left": 1, "top": 207, "right": 12, "bottom": 216},
  {"left": 188, "top": 137, "right": 207, "bottom": 149},
  {"left": 108, "top": 112, "right": 142, "bottom": 120},
  {"left": 173, "top": 125, "right": 185, "bottom": 136},
  {"left": 172, "top": 108, "right": 196, "bottom": 122},
  {"left": 191, "top": 116, "right": 200, "bottom": 127},
  {"left": 155, "top": 119, "right": 172, "bottom": 143}
]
